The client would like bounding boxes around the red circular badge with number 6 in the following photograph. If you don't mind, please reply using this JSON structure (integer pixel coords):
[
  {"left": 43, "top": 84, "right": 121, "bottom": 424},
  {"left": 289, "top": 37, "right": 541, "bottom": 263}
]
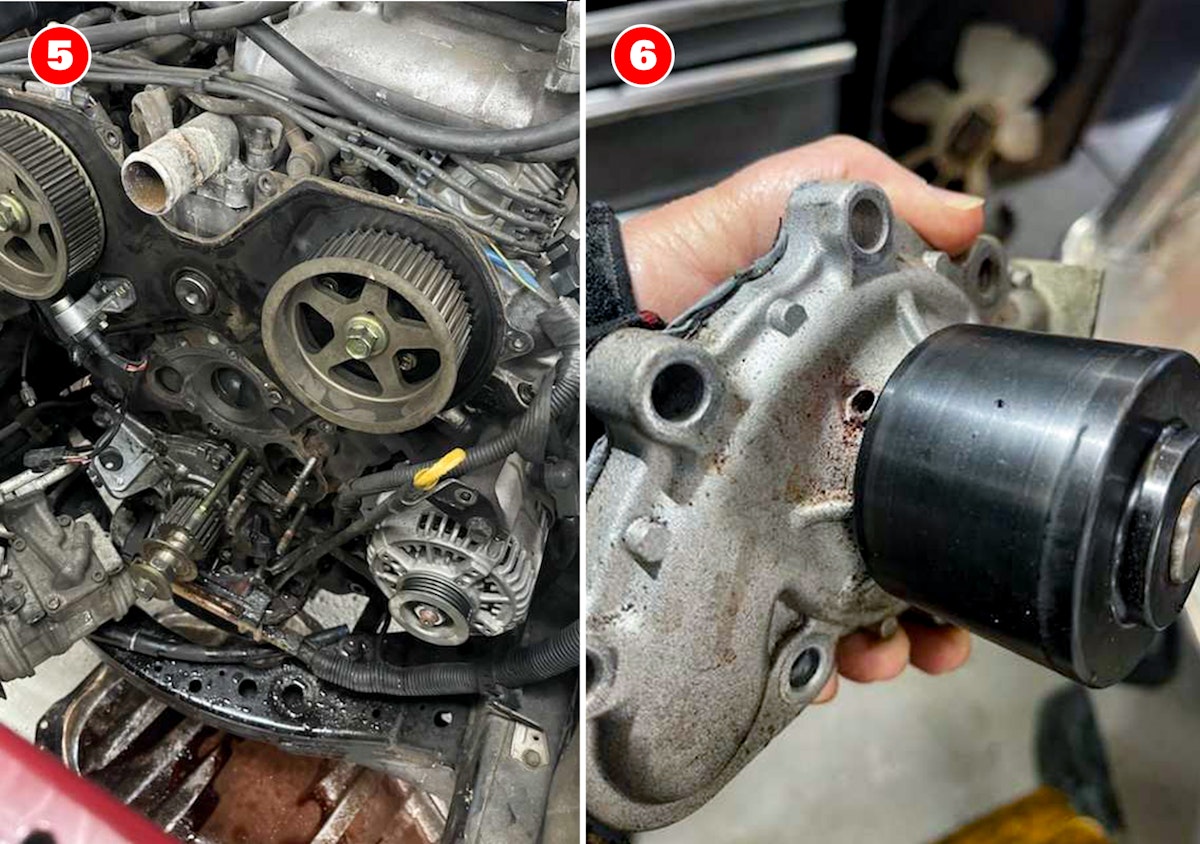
[
  {"left": 611, "top": 25, "right": 674, "bottom": 88},
  {"left": 28, "top": 24, "right": 91, "bottom": 88}
]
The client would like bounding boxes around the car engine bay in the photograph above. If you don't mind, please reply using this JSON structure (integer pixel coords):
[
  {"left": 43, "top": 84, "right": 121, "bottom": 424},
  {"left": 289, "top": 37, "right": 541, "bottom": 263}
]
[{"left": 0, "top": 3, "right": 580, "bottom": 840}]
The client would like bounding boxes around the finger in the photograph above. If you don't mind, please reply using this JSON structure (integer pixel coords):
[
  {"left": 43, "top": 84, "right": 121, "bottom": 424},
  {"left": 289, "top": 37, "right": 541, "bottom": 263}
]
[
  {"left": 835, "top": 625, "right": 911, "bottom": 683},
  {"left": 623, "top": 135, "right": 985, "bottom": 319},
  {"left": 904, "top": 620, "right": 972, "bottom": 675},
  {"left": 813, "top": 672, "right": 839, "bottom": 704}
]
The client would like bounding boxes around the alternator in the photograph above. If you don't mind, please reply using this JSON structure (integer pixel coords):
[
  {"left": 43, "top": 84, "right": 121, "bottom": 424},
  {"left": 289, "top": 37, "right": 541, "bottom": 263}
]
[{"left": 367, "top": 460, "right": 549, "bottom": 646}]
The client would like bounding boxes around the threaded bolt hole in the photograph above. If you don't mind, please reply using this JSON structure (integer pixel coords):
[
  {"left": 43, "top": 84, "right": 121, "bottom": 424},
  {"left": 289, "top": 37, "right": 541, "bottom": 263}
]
[{"left": 849, "top": 195, "right": 888, "bottom": 254}]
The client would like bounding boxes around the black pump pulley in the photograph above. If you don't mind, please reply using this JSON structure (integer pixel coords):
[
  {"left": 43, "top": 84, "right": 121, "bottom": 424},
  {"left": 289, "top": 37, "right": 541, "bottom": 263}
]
[{"left": 854, "top": 324, "right": 1200, "bottom": 687}]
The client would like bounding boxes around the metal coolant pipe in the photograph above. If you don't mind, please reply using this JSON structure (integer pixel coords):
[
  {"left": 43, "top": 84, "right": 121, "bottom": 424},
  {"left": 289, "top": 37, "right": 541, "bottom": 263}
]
[{"left": 120, "top": 112, "right": 239, "bottom": 216}]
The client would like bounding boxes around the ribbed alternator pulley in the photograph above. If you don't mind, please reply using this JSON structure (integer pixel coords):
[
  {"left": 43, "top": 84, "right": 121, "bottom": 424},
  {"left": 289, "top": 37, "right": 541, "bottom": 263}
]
[
  {"left": 0, "top": 110, "right": 103, "bottom": 299},
  {"left": 262, "top": 230, "right": 472, "bottom": 434}
]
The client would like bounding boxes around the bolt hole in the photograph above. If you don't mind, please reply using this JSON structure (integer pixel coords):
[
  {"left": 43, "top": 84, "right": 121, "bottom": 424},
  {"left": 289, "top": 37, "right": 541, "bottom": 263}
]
[
  {"left": 850, "top": 389, "right": 875, "bottom": 415},
  {"left": 650, "top": 362, "right": 707, "bottom": 423},
  {"left": 371, "top": 707, "right": 382, "bottom": 719},
  {"left": 279, "top": 681, "right": 306, "bottom": 712},
  {"left": 434, "top": 710, "right": 453, "bottom": 727},
  {"left": 237, "top": 678, "right": 258, "bottom": 698},
  {"left": 977, "top": 255, "right": 1002, "bottom": 299},
  {"left": 849, "top": 195, "right": 888, "bottom": 254},
  {"left": 187, "top": 678, "right": 203, "bottom": 694},
  {"left": 789, "top": 647, "right": 822, "bottom": 690}
]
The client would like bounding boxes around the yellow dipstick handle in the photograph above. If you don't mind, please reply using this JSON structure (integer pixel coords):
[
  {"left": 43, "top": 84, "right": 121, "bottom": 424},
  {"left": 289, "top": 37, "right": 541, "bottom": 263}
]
[{"left": 413, "top": 448, "right": 467, "bottom": 490}]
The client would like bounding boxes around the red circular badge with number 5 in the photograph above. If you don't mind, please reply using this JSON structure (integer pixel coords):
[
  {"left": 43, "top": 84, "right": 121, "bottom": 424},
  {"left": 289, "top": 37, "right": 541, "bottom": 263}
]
[
  {"left": 28, "top": 24, "right": 91, "bottom": 87},
  {"left": 611, "top": 25, "right": 674, "bottom": 88}
]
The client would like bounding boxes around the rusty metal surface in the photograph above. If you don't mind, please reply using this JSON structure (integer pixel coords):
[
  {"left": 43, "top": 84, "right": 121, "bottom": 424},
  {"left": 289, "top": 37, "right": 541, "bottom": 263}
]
[{"left": 35, "top": 664, "right": 443, "bottom": 844}]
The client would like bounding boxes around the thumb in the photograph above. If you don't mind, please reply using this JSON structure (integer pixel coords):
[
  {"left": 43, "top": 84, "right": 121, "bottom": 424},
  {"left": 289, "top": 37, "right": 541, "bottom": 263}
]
[{"left": 623, "top": 135, "right": 985, "bottom": 320}]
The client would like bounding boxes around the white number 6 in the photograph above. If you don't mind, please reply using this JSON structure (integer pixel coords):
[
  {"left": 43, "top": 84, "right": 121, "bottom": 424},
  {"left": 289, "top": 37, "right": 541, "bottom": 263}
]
[
  {"left": 630, "top": 39, "right": 657, "bottom": 71},
  {"left": 46, "top": 40, "right": 73, "bottom": 71}
]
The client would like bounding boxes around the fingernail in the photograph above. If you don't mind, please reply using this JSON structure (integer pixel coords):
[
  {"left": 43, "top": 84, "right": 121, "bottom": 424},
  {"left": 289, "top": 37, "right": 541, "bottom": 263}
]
[{"left": 928, "top": 186, "right": 985, "bottom": 210}]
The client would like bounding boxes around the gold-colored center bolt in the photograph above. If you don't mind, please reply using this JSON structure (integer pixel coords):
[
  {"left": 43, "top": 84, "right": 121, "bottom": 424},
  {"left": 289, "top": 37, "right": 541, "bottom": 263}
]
[
  {"left": 0, "top": 193, "right": 29, "bottom": 234},
  {"left": 343, "top": 314, "right": 388, "bottom": 360}
]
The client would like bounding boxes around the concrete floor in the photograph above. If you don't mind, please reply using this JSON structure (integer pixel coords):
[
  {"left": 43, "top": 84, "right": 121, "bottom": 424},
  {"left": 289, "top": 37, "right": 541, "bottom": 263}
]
[{"left": 0, "top": 642, "right": 97, "bottom": 741}]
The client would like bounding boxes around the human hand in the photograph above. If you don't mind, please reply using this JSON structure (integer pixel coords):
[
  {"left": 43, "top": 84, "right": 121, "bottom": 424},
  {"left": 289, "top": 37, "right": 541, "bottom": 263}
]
[
  {"left": 619, "top": 135, "right": 977, "bottom": 701},
  {"left": 622, "top": 134, "right": 986, "bottom": 320}
]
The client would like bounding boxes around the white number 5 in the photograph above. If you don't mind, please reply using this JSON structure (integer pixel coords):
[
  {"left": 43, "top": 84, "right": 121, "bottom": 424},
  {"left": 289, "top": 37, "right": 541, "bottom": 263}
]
[
  {"left": 630, "top": 39, "right": 657, "bottom": 71},
  {"left": 46, "top": 40, "right": 73, "bottom": 71}
]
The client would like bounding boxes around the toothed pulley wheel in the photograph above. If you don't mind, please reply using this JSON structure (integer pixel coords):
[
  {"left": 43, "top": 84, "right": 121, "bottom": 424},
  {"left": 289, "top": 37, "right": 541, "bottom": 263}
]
[
  {"left": 262, "top": 230, "right": 472, "bottom": 433},
  {"left": 0, "top": 110, "right": 103, "bottom": 299}
]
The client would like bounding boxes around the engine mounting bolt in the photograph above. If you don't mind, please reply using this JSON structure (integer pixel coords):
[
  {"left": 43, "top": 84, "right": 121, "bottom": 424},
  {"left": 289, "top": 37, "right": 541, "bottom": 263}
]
[
  {"left": 522, "top": 749, "right": 543, "bottom": 768},
  {"left": 766, "top": 299, "right": 807, "bottom": 337},
  {"left": 55, "top": 514, "right": 72, "bottom": 527},
  {"left": 623, "top": 517, "right": 669, "bottom": 565},
  {"left": 11, "top": 538, "right": 25, "bottom": 552},
  {"left": 1170, "top": 483, "right": 1200, "bottom": 585},
  {"left": 45, "top": 595, "right": 61, "bottom": 611},
  {"left": 344, "top": 315, "right": 388, "bottom": 360},
  {"left": 413, "top": 603, "right": 447, "bottom": 628},
  {"left": 397, "top": 352, "right": 418, "bottom": 371},
  {"left": 90, "top": 569, "right": 105, "bottom": 583},
  {"left": 0, "top": 194, "right": 29, "bottom": 234}
]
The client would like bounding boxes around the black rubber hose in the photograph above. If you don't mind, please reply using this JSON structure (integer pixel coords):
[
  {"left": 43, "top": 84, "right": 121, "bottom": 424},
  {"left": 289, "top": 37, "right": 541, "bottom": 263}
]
[
  {"left": 90, "top": 628, "right": 277, "bottom": 663},
  {"left": 0, "top": 2, "right": 293, "bottom": 63},
  {"left": 305, "top": 620, "right": 579, "bottom": 696},
  {"left": 0, "top": 3, "right": 90, "bottom": 38},
  {"left": 507, "top": 139, "right": 580, "bottom": 163},
  {"left": 239, "top": 22, "right": 579, "bottom": 156}
]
